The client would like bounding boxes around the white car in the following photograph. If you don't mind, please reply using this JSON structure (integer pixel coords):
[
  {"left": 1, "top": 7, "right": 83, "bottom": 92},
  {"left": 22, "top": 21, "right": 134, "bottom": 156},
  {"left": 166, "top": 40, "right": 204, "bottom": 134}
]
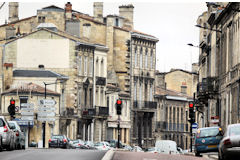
[
  {"left": 132, "top": 146, "right": 144, "bottom": 152},
  {"left": 0, "top": 116, "right": 15, "bottom": 150},
  {"left": 155, "top": 140, "right": 179, "bottom": 154},
  {"left": 94, "top": 142, "right": 111, "bottom": 150},
  {"left": 8, "top": 121, "right": 25, "bottom": 149}
]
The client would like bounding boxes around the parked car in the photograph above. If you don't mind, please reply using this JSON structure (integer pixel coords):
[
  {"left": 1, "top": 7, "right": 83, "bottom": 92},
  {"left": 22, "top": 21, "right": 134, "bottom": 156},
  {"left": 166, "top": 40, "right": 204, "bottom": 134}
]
[
  {"left": 155, "top": 140, "right": 179, "bottom": 154},
  {"left": 0, "top": 116, "right": 15, "bottom": 150},
  {"left": 71, "top": 139, "right": 88, "bottom": 149},
  {"left": 218, "top": 123, "right": 240, "bottom": 160},
  {"left": 8, "top": 121, "right": 25, "bottom": 149},
  {"left": 195, "top": 126, "right": 223, "bottom": 156},
  {"left": 146, "top": 147, "right": 159, "bottom": 153},
  {"left": 123, "top": 144, "right": 133, "bottom": 151},
  {"left": 106, "top": 139, "right": 123, "bottom": 148},
  {"left": 132, "top": 146, "right": 144, "bottom": 152},
  {"left": 84, "top": 141, "right": 96, "bottom": 149},
  {"left": 94, "top": 141, "right": 111, "bottom": 150},
  {"left": 48, "top": 135, "right": 70, "bottom": 149}
]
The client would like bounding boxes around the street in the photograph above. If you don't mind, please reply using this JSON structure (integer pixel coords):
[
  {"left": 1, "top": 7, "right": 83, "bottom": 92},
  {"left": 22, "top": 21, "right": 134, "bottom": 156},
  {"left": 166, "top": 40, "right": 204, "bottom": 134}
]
[
  {"left": 112, "top": 151, "right": 211, "bottom": 160},
  {"left": 0, "top": 149, "right": 107, "bottom": 160}
]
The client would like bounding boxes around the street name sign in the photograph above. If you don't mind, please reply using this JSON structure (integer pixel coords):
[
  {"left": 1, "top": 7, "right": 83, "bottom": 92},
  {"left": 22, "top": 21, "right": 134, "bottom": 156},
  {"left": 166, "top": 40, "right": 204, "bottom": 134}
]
[
  {"left": 39, "top": 99, "right": 56, "bottom": 106},
  {"left": 38, "top": 112, "right": 55, "bottom": 117},
  {"left": 37, "top": 117, "right": 55, "bottom": 122},
  {"left": 21, "top": 112, "right": 34, "bottom": 116},
  {"left": 21, "top": 103, "right": 34, "bottom": 108},
  {"left": 21, "top": 116, "right": 34, "bottom": 121},
  {"left": 38, "top": 107, "right": 55, "bottom": 112}
]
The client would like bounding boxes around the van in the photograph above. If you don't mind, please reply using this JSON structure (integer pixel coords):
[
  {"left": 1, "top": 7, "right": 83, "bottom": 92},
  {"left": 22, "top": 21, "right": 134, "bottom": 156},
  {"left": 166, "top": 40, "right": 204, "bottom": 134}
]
[
  {"left": 195, "top": 126, "right": 223, "bottom": 156},
  {"left": 155, "top": 140, "right": 179, "bottom": 154}
]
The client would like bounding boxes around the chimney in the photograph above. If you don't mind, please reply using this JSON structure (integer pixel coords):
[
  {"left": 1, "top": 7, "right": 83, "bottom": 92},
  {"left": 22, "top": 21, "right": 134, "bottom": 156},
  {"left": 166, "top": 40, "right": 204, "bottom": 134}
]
[
  {"left": 38, "top": 64, "right": 45, "bottom": 70},
  {"left": 5, "top": 24, "right": 16, "bottom": 39},
  {"left": 93, "top": 2, "right": 103, "bottom": 23},
  {"left": 8, "top": 2, "right": 19, "bottom": 23},
  {"left": 65, "top": 2, "right": 72, "bottom": 19},
  {"left": 119, "top": 4, "right": 134, "bottom": 30},
  {"left": 3, "top": 63, "right": 13, "bottom": 91}
]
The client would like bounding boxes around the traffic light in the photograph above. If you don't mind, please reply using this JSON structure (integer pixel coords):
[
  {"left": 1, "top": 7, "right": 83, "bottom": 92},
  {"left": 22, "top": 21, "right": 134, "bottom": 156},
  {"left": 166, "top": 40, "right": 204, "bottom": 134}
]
[
  {"left": 189, "top": 101, "right": 195, "bottom": 123},
  {"left": 116, "top": 99, "right": 122, "bottom": 115},
  {"left": 8, "top": 98, "right": 15, "bottom": 117}
]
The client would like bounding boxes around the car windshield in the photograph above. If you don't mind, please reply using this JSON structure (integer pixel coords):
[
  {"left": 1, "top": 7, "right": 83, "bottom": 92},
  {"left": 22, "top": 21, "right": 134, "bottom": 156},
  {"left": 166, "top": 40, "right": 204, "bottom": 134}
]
[
  {"left": 52, "top": 135, "right": 64, "bottom": 139},
  {"left": 95, "top": 142, "right": 103, "bottom": 146},
  {"left": 198, "top": 128, "right": 219, "bottom": 138},
  {"left": 229, "top": 125, "right": 240, "bottom": 136}
]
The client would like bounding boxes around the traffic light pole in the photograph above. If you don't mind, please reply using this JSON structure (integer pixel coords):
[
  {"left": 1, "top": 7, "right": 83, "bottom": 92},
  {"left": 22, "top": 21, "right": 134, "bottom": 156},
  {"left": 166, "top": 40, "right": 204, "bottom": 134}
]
[
  {"left": 117, "top": 115, "right": 120, "bottom": 148},
  {"left": 43, "top": 82, "right": 47, "bottom": 148},
  {"left": 190, "top": 121, "right": 193, "bottom": 152}
]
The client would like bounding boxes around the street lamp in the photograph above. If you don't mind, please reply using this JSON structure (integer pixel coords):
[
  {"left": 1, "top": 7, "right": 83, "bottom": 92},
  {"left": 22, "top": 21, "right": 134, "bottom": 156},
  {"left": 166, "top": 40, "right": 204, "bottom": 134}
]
[{"left": 187, "top": 43, "right": 199, "bottom": 48}]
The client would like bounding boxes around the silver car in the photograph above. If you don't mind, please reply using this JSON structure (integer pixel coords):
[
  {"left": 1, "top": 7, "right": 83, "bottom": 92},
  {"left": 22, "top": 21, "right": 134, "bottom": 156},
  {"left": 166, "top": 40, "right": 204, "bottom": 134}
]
[
  {"left": 218, "top": 123, "right": 240, "bottom": 160},
  {"left": 8, "top": 121, "right": 25, "bottom": 149},
  {"left": 0, "top": 116, "right": 15, "bottom": 150}
]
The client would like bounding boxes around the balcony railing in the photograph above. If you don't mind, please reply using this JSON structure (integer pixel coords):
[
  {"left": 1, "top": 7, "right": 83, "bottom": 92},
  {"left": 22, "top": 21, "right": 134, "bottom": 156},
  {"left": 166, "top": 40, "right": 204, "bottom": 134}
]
[
  {"left": 96, "top": 106, "right": 109, "bottom": 116},
  {"left": 197, "top": 77, "right": 216, "bottom": 97},
  {"left": 82, "top": 108, "right": 96, "bottom": 117},
  {"left": 96, "top": 77, "right": 106, "bottom": 86},
  {"left": 133, "top": 101, "right": 157, "bottom": 109}
]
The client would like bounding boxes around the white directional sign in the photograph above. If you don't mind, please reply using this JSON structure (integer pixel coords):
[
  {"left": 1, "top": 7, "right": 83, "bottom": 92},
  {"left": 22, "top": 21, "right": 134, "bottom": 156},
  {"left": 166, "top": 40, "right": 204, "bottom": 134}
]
[
  {"left": 21, "top": 116, "right": 34, "bottom": 121},
  {"left": 21, "top": 103, "right": 34, "bottom": 108},
  {"left": 21, "top": 107, "right": 34, "bottom": 111},
  {"left": 37, "top": 117, "right": 55, "bottom": 122},
  {"left": 38, "top": 107, "right": 55, "bottom": 112},
  {"left": 38, "top": 112, "right": 55, "bottom": 117},
  {"left": 21, "top": 112, "right": 34, "bottom": 116},
  {"left": 39, "top": 99, "right": 56, "bottom": 106}
]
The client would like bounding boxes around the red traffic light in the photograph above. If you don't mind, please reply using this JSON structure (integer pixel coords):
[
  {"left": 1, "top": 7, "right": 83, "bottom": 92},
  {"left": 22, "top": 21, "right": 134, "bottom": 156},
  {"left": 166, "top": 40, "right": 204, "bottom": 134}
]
[
  {"left": 117, "top": 99, "right": 122, "bottom": 105},
  {"left": 10, "top": 100, "right": 15, "bottom": 105},
  {"left": 189, "top": 103, "right": 193, "bottom": 108}
]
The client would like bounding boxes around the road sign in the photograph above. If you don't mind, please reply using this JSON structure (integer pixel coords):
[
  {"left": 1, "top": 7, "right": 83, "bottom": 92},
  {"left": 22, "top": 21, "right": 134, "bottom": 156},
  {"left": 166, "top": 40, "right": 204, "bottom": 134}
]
[
  {"left": 21, "top": 111, "right": 34, "bottom": 116},
  {"left": 21, "top": 116, "right": 34, "bottom": 121},
  {"left": 39, "top": 99, "right": 56, "bottom": 106},
  {"left": 21, "top": 103, "right": 34, "bottom": 108},
  {"left": 192, "top": 123, "right": 198, "bottom": 129},
  {"left": 38, "top": 107, "right": 55, "bottom": 111},
  {"left": 38, "top": 112, "right": 55, "bottom": 117},
  {"left": 21, "top": 107, "right": 34, "bottom": 111},
  {"left": 37, "top": 117, "right": 55, "bottom": 122}
]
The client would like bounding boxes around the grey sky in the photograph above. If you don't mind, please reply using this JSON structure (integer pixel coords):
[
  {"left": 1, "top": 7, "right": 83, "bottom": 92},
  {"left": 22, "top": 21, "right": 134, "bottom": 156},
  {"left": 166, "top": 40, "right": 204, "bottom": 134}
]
[{"left": 0, "top": 1, "right": 207, "bottom": 72}]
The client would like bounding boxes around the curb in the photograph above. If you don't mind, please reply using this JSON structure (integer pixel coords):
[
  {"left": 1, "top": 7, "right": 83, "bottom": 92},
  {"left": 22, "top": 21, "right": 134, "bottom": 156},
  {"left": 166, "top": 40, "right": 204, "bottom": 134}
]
[{"left": 101, "top": 149, "right": 115, "bottom": 160}]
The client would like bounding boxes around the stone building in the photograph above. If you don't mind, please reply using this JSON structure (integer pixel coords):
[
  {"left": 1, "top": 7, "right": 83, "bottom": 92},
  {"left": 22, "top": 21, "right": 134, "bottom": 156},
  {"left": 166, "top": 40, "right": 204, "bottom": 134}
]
[
  {"left": 0, "top": 2, "right": 158, "bottom": 145},
  {"left": 155, "top": 87, "right": 192, "bottom": 150}
]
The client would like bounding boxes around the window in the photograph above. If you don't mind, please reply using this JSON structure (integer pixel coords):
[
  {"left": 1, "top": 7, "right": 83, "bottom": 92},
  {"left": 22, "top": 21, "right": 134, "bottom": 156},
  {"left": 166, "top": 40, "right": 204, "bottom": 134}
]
[
  {"left": 139, "top": 83, "right": 142, "bottom": 107},
  {"left": 20, "top": 96, "right": 28, "bottom": 109},
  {"left": 140, "top": 48, "right": 143, "bottom": 68},
  {"left": 145, "top": 49, "right": 148, "bottom": 68},
  {"left": 115, "top": 18, "right": 119, "bottom": 27},
  {"left": 181, "top": 86, "right": 187, "bottom": 94},
  {"left": 89, "top": 88, "right": 92, "bottom": 107},
  {"left": 89, "top": 57, "right": 93, "bottom": 77},
  {"left": 101, "top": 58, "right": 104, "bottom": 77},
  {"left": 84, "top": 56, "right": 88, "bottom": 76},
  {"left": 96, "top": 58, "right": 99, "bottom": 76},
  {"left": 38, "top": 16, "right": 45, "bottom": 23},
  {"left": 78, "top": 87, "right": 82, "bottom": 107},
  {"left": 111, "top": 96, "right": 114, "bottom": 114},
  {"left": 135, "top": 47, "right": 138, "bottom": 67},
  {"left": 149, "top": 84, "right": 153, "bottom": 101},
  {"left": 134, "top": 82, "right": 137, "bottom": 101},
  {"left": 84, "top": 87, "right": 87, "bottom": 106},
  {"left": 150, "top": 49, "right": 153, "bottom": 69},
  {"left": 78, "top": 56, "right": 82, "bottom": 75}
]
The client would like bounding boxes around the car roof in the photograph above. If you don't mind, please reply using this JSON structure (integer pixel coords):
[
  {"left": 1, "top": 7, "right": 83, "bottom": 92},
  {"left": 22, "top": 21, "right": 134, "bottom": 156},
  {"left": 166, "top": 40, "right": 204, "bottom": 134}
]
[
  {"left": 199, "top": 126, "right": 219, "bottom": 130},
  {"left": 227, "top": 123, "right": 240, "bottom": 128}
]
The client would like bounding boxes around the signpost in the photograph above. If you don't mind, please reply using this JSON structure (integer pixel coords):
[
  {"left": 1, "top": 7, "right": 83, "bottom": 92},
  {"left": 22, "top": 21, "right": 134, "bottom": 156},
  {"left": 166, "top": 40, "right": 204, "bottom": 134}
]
[
  {"left": 192, "top": 123, "right": 198, "bottom": 134},
  {"left": 38, "top": 99, "right": 56, "bottom": 106}
]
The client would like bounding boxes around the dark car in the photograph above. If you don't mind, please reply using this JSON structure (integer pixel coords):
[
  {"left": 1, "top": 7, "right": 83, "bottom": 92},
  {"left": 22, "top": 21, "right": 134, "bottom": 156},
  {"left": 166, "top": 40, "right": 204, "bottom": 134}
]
[
  {"left": 49, "top": 135, "right": 69, "bottom": 149},
  {"left": 218, "top": 123, "right": 240, "bottom": 160},
  {"left": 195, "top": 126, "right": 223, "bottom": 156}
]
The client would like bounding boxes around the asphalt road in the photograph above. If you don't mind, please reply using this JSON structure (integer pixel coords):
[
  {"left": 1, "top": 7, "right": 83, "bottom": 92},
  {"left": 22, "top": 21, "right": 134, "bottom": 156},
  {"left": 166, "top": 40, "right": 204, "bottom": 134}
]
[
  {"left": 0, "top": 148, "right": 107, "bottom": 160},
  {"left": 112, "top": 151, "right": 210, "bottom": 160}
]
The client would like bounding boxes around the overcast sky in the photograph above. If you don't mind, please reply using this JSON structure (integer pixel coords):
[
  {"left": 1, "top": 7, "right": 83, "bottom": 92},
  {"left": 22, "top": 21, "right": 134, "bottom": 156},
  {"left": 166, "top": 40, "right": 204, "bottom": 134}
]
[{"left": 0, "top": 0, "right": 207, "bottom": 72}]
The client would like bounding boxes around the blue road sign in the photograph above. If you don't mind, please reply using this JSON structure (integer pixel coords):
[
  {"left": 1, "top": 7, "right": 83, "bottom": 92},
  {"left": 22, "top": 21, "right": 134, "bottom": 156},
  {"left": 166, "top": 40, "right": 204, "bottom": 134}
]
[{"left": 192, "top": 123, "right": 198, "bottom": 129}]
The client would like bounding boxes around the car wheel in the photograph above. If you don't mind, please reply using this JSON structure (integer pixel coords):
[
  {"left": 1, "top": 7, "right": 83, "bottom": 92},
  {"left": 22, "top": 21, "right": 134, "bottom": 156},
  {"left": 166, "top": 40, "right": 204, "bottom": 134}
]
[{"left": 195, "top": 152, "right": 200, "bottom": 156}]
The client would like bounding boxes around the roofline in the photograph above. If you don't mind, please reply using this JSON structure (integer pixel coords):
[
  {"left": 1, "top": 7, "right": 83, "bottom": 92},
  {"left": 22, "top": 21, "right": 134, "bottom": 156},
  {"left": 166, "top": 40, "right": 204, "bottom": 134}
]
[{"left": 131, "top": 32, "right": 159, "bottom": 42}]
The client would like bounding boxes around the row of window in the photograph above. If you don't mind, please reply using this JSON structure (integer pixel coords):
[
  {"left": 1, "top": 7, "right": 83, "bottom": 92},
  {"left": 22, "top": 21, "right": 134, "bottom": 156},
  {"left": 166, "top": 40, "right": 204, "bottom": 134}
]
[
  {"left": 78, "top": 56, "right": 93, "bottom": 76},
  {"left": 134, "top": 82, "right": 153, "bottom": 102},
  {"left": 166, "top": 107, "right": 185, "bottom": 124},
  {"left": 134, "top": 47, "right": 154, "bottom": 69}
]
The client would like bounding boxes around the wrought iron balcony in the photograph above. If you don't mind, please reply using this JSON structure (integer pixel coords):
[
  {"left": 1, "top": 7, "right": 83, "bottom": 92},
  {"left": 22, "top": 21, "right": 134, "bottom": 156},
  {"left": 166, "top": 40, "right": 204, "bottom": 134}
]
[
  {"left": 96, "top": 106, "right": 109, "bottom": 116},
  {"left": 82, "top": 108, "right": 96, "bottom": 118},
  {"left": 96, "top": 77, "right": 106, "bottom": 86},
  {"left": 133, "top": 100, "right": 157, "bottom": 110},
  {"left": 197, "top": 77, "right": 217, "bottom": 98}
]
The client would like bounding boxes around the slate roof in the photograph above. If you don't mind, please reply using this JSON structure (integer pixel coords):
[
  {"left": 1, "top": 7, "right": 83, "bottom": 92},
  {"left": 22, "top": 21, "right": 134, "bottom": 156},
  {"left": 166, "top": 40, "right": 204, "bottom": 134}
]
[
  {"left": 155, "top": 87, "right": 192, "bottom": 99},
  {"left": 13, "top": 70, "right": 68, "bottom": 79},
  {"left": 2, "top": 82, "right": 60, "bottom": 96}
]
